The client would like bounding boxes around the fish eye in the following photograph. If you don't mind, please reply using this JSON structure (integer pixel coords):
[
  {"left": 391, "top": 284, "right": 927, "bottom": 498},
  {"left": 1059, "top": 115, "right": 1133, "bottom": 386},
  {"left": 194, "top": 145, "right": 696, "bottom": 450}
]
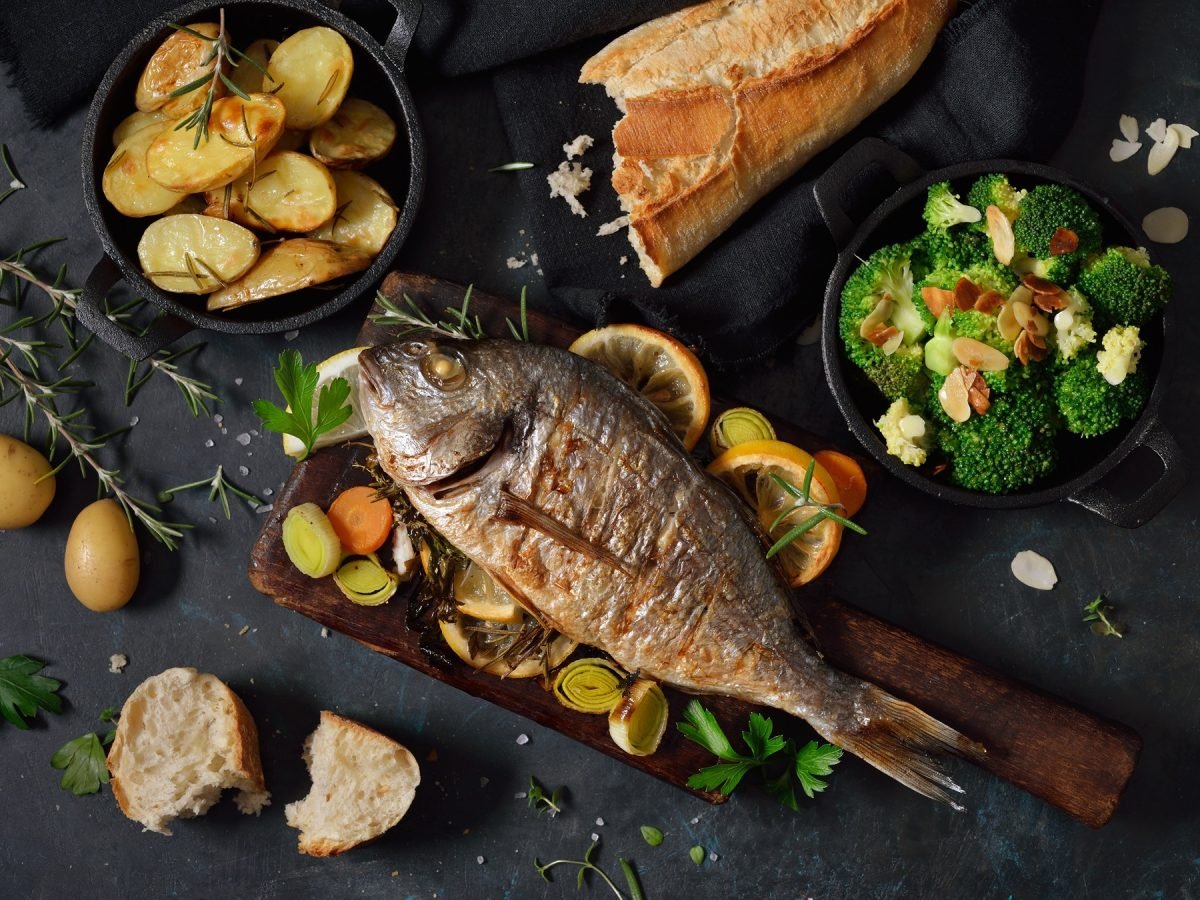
[
  {"left": 399, "top": 341, "right": 430, "bottom": 358},
  {"left": 419, "top": 351, "right": 467, "bottom": 391}
]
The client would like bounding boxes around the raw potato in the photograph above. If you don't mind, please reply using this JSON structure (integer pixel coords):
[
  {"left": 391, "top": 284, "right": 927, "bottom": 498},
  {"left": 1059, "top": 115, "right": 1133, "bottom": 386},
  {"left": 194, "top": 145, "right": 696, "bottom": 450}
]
[
  {"left": 267, "top": 27, "right": 354, "bottom": 130},
  {"left": 207, "top": 238, "right": 371, "bottom": 311},
  {"left": 64, "top": 498, "right": 139, "bottom": 612},
  {"left": 204, "top": 151, "right": 336, "bottom": 233},
  {"left": 103, "top": 123, "right": 187, "bottom": 217},
  {"left": 309, "top": 98, "right": 396, "bottom": 169},
  {"left": 0, "top": 434, "right": 56, "bottom": 529},
  {"left": 146, "top": 92, "right": 286, "bottom": 193},
  {"left": 228, "top": 38, "right": 279, "bottom": 96},
  {"left": 138, "top": 214, "right": 260, "bottom": 293},
  {"left": 112, "top": 109, "right": 169, "bottom": 146},
  {"left": 310, "top": 171, "right": 397, "bottom": 255},
  {"left": 135, "top": 22, "right": 224, "bottom": 117}
]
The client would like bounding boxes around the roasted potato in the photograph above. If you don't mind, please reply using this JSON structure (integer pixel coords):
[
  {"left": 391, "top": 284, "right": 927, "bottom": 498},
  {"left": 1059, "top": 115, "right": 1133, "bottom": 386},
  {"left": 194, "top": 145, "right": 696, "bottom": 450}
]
[
  {"left": 135, "top": 22, "right": 225, "bottom": 117},
  {"left": 266, "top": 27, "right": 353, "bottom": 130},
  {"left": 204, "top": 151, "right": 336, "bottom": 233},
  {"left": 309, "top": 98, "right": 396, "bottom": 169},
  {"left": 138, "top": 214, "right": 260, "bottom": 293},
  {"left": 228, "top": 38, "right": 278, "bottom": 96},
  {"left": 146, "top": 93, "right": 286, "bottom": 193},
  {"left": 103, "top": 123, "right": 187, "bottom": 217},
  {"left": 310, "top": 171, "right": 398, "bottom": 256},
  {"left": 112, "top": 109, "right": 170, "bottom": 146},
  {"left": 207, "top": 238, "right": 370, "bottom": 311}
]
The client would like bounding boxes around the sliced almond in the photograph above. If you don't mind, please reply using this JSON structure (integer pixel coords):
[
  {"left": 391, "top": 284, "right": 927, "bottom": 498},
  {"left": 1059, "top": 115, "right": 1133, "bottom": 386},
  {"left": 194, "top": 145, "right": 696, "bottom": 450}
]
[
  {"left": 954, "top": 277, "right": 981, "bottom": 311},
  {"left": 1119, "top": 114, "right": 1139, "bottom": 143},
  {"left": 931, "top": 461, "right": 950, "bottom": 477},
  {"left": 1012, "top": 301, "right": 1050, "bottom": 337},
  {"left": 1109, "top": 139, "right": 1142, "bottom": 163},
  {"left": 965, "top": 370, "right": 991, "bottom": 415},
  {"left": 1021, "top": 274, "right": 1061, "bottom": 295},
  {"left": 986, "top": 204, "right": 1015, "bottom": 265},
  {"left": 1048, "top": 228, "right": 1079, "bottom": 256},
  {"left": 952, "top": 337, "right": 1010, "bottom": 372},
  {"left": 1032, "top": 289, "right": 1069, "bottom": 313},
  {"left": 865, "top": 324, "right": 901, "bottom": 349},
  {"left": 1145, "top": 117, "right": 1169, "bottom": 144},
  {"left": 1009, "top": 284, "right": 1034, "bottom": 307},
  {"left": 974, "top": 290, "right": 1005, "bottom": 314},
  {"left": 1171, "top": 123, "right": 1198, "bottom": 150},
  {"left": 938, "top": 368, "right": 971, "bottom": 423},
  {"left": 1014, "top": 331, "right": 1049, "bottom": 366},
  {"left": 880, "top": 329, "right": 904, "bottom": 356},
  {"left": 1148, "top": 126, "right": 1180, "bottom": 176},
  {"left": 920, "top": 286, "right": 956, "bottom": 319},
  {"left": 1142, "top": 206, "right": 1189, "bottom": 244},
  {"left": 858, "top": 297, "right": 894, "bottom": 339},
  {"left": 997, "top": 300, "right": 1022, "bottom": 342}
]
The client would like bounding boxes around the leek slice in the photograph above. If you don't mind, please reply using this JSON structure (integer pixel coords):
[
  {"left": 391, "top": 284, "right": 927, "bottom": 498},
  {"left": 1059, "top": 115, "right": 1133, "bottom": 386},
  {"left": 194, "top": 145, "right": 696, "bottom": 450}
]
[
  {"left": 608, "top": 679, "right": 669, "bottom": 757},
  {"left": 553, "top": 658, "right": 626, "bottom": 714},
  {"left": 334, "top": 553, "right": 399, "bottom": 606},
  {"left": 708, "top": 407, "right": 776, "bottom": 456},
  {"left": 282, "top": 502, "right": 342, "bottom": 578}
]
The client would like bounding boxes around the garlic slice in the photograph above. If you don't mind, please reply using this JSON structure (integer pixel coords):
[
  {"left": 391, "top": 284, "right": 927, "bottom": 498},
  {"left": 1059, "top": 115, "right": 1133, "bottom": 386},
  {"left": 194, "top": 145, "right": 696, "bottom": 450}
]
[
  {"left": 1147, "top": 126, "right": 1180, "bottom": 176},
  {"left": 1109, "top": 139, "right": 1142, "bottom": 162},
  {"left": 1010, "top": 550, "right": 1057, "bottom": 591},
  {"left": 1119, "top": 115, "right": 1139, "bottom": 143},
  {"left": 1142, "top": 206, "right": 1189, "bottom": 244}
]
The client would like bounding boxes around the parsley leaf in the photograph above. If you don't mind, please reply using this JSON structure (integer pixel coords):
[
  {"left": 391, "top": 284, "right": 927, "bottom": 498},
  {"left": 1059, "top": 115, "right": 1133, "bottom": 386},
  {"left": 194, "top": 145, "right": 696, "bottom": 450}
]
[
  {"left": 741, "top": 711, "right": 787, "bottom": 761},
  {"left": 0, "top": 655, "right": 63, "bottom": 729},
  {"left": 252, "top": 349, "right": 353, "bottom": 460},
  {"left": 640, "top": 825, "right": 664, "bottom": 847},
  {"left": 51, "top": 731, "right": 112, "bottom": 795},
  {"left": 677, "top": 700, "right": 740, "bottom": 761},
  {"left": 793, "top": 740, "right": 843, "bottom": 798}
]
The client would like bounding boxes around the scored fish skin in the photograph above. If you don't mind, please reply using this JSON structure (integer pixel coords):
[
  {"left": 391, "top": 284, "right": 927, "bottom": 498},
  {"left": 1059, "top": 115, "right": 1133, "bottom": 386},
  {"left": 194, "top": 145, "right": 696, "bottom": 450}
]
[{"left": 360, "top": 336, "right": 980, "bottom": 805}]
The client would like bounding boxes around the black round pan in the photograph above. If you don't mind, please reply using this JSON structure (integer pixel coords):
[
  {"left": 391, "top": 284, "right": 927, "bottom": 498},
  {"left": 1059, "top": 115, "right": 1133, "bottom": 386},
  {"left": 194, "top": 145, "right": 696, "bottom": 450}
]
[
  {"left": 78, "top": 0, "right": 425, "bottom": 360},
  {"left": 816, "top": 138, "right": 1186, "bottom": 528}
]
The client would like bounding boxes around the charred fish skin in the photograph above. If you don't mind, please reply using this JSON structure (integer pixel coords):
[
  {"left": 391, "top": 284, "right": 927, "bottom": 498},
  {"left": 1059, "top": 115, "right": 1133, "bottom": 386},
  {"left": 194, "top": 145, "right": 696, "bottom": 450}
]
[{"left": 360, "top": 337, "right": 980, "bottom": 806}]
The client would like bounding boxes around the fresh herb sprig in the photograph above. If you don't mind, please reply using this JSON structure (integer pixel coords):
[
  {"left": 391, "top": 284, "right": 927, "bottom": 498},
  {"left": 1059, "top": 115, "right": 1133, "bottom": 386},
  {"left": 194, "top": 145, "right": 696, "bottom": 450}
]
[
  {"left": 370, "top": 285, "right": 532, "bottom": 343},
  {"left": 157, "top": 465, "right": 264, "bottom": 517},
  {"left": 766, "top": 461, "right": 866, "bottom": 559},
  {"left": 0, "top": 656, "right": 63, "bottom": 729},
  {"left": 51, "top": 708, "right": 118, "bottom": 796},
  {"left": 489, "top": 161, "right": 536, "bottom": 173},
  {"left": 1083, "top": 595, "right": 1124, "bottom": 638},
  {"left": 125, "top": 343, "right": 220, "bottom": 417},
  {"left": 253, "top": 349, "right": 353, "bottom": 460},
  {"left": 535, "top": 840, "right": 628, "bottom": 899},
  {"left": 677, "top": 700, "right": 842, "bottom": 809},
  {"left": 527, "top": 775, "right": 565, "bottom": 818}
]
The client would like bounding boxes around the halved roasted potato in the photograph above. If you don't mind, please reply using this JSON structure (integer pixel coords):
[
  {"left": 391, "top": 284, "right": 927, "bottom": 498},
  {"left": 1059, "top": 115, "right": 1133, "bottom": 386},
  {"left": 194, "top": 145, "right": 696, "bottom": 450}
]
[
  {"left": 309, "top": 171, "right": 398, "bottom": 256},
  {"left": 102, "top": 123, "right": 186, "bottom": 217},
  {"left": 146, "top": 93, "right": 286, "bottom": 193},
  {"left": 138, "top": 214, "right": 260, "bottom": 294},
  {"left": 266, "top": 27, "right": 353, "bottom": 130},
  {"left": 227, "top": 38, "right": 278, "bottom": 96},
  {"left": 206, "top": 238, "right": 370, "bottom": 311},
  {"left": 204, "top": 151, "right": 336, "bottom": 233},
  {"left": 112, "top": 109, "right": 170, "bottom": 147},
  {"left": 309, "top": 98, "right": 396, "bottom": 169},
  {"left": 135, "top": 22, "right": 225, "bottom": 117}
]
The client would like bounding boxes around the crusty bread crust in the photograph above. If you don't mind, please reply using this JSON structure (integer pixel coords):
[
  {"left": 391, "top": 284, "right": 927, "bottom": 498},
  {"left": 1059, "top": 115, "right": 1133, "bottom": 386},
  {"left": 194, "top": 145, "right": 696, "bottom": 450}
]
[{"left": 581, "top": 0, "right": 955, "bottom": 286}]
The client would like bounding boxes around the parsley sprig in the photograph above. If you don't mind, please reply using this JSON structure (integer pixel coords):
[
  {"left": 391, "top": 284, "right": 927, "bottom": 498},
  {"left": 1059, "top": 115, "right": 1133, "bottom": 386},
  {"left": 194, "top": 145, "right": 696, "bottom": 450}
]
[
  {"left": 252, "top": 349, "right": 353, "bottom": 460},
  {"left": 766, "top": 462, "right": 866, "bottom": 560},
  {"left": 677, "top": 700, "right": 843, "bottom": 809},
  {"left": 0, "top": 655, "right": 63, "bottom": 729},
  {"left": 1083, "top": 595, "right": 1124, "bottom": 638},
  {"left": 51, "top": 708, "right": 118, "bottom": 796}
]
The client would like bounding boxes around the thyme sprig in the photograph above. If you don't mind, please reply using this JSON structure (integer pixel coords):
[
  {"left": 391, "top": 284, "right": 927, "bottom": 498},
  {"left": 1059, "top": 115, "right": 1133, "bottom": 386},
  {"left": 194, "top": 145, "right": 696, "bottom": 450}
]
[
  {"left": 765, "top": 461, "right": 866, "bottom": 559},
  {"left": 370, "top": 285, "right": 532, "bottom": 342},
  {"left": 157, "top": 465, "right": 263, "bottom": 518},
  {"left": 1083, "top": 595, "right": 1124, "bottom": 638},
  {"left": 535, "top": 840, "right": 628, "bottom": 899},
  {"left": 526, "top": 775, "right": 565, "bottom": 818}
]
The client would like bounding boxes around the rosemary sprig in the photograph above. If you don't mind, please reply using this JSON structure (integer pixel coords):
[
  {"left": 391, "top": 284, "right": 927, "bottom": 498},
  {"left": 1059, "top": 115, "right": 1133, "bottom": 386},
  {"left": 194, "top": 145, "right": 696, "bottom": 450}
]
[
  {"left": 369, "top": 286, "right": 484, "bottom": 340},
  {"left": 124, "top": 344, "right": 219, "bottom": 417},
  {"left": 157, "top": 465, "right": 263, "bottom": 518},
  {"left": 506, "top": 286, "right": 530, "bottom": 342},
  {"left": 535, "top": 840, "right": 627, "bottom": 899},
  {"left": 765, "top": 462, "right": 866, "bottom": 559},
  {"left": 489, "top": 162, "right": 535, "bottom": 172},
  {"left": 1082, "top": 595, "right": 1124, "bottom": 638}
]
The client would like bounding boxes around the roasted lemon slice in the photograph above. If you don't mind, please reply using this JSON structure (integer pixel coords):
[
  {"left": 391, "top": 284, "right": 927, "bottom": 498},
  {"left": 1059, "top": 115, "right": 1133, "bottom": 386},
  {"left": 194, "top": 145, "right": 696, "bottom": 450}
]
[
  {"left": 569, "top": 324, "right": 710, "bottom": 451},
  {"left": 453, "top": 561, "right": 525, "bottom": 625},
  {"left": 707, "top": 440, "right": 842, "bottom": 587},
  {"left": 438, "top": 615, "right": 576, "bottom": 679}
]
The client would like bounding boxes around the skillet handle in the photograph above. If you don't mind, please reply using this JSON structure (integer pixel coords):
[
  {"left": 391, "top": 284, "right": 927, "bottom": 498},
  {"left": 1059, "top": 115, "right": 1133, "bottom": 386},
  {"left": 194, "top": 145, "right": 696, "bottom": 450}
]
[
  {"left": 812, "top": 137, "right": 925, "bottom": 248},
  {"left": 76, "top": 256, "right": 192, "bottom": 361},
  {"left": 1067, "top": 420, "right": 1188, "bottom": 528},
  {"left": 382, "top": 0, "right": 422, "bottom": 70}
]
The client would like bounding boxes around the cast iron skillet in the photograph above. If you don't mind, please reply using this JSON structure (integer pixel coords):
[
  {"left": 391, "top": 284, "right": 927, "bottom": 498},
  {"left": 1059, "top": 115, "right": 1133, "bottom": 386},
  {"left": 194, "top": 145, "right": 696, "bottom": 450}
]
[
  {"left": 77, "top": 0, "right": 425, "bottom": 360},
  {"left": 816, "top": 138, "right": 1186, "bottom": 528}
]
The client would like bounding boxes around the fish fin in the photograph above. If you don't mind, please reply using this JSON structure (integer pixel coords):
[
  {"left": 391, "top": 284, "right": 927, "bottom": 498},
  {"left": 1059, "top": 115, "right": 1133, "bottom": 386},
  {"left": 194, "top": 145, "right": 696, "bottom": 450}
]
[
  {"left": 823, "top": 685, "right": 986, "bottom": 810},
  {"left": 495, "top": 490, "right": 634, "bottom": 577}
]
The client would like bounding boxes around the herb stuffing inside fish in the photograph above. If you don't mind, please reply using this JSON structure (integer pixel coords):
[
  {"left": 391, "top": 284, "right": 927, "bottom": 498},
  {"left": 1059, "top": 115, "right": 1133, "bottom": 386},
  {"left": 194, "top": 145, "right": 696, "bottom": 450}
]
[{"left": 360, "top": 336, "right": 982, "bottom": 805}]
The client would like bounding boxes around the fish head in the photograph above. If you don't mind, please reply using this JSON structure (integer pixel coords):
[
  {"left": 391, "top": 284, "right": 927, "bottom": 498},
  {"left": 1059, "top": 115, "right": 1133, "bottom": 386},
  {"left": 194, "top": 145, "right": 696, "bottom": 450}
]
[{"left": 358, "top": 337, "right": 525, "bottom": 489}]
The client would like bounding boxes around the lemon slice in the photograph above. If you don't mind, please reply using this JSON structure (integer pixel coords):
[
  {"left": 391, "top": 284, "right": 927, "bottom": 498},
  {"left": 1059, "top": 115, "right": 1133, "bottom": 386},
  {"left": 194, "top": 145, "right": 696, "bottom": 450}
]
[
  {"left": 282, "top": 345, "right": 371, "bottom": 457},
  {"left": 707, "top": 439, "right": 842, "bottom": 587},
  {"left": 569, "top": 324, "right": 710, "bottom": 451},
  {"left": 453, "top": 561, "right": 525, "bottom": 625},
  {"left": 438, "top": 615, "right": 577, "bottom": 679}
]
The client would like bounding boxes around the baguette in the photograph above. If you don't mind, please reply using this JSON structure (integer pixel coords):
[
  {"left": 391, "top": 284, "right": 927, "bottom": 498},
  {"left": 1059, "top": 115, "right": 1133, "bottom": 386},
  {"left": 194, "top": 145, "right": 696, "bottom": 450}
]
[
  {"left": 580, "top": 0, "right": 955, "bottom": 286},
  {"left": 107, "top": 668, "right": 269, "bottom": 835},
  {"left": 285, "top": 711, "right": 421, "bottom": 856}
]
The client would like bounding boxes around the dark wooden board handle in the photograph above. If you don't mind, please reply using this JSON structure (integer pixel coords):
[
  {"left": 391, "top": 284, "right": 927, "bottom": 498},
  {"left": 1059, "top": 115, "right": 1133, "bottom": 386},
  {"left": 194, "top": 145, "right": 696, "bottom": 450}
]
[{"left": 248, "top": 272, "right": 1139, "bottom": 828}]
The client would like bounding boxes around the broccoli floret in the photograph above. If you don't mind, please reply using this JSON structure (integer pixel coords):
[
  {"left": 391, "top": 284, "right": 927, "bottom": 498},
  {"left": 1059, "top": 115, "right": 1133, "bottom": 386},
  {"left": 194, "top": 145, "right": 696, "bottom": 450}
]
[
  {"left": 930, "top": 365, "right": 1059, "bottom": 493},
  {"left": 1052, "top": 287, "right": 1097, "bottom": 363},
  {"left": 874, "top": 398, "right": 933, "bottom": 467},
  {"left": 1076, "top": 246, "right": 1172, "bottom": 327},
  {"left": 966, "top": 174, "right": 1027, "bottom": 224},
  {"left": 1011, "top": 184, "right": 1103, "bottom": 285},
  {"left": 924, "top": 310, "right": 956, "bottom": 376},
  {"left": 1095, "top": 324, "right": 1144, "bottom": 385},
  {"left": 923, "top": 181, "right": 983, "bottom": 231},
  {"left": 920, "top": 227, "right": 994, "bottom": 272},
  {"left": 1055, "top": 349, "right": 1150, "bottom": 437},
  {"left": 917, "top": 262, "right": 1018, "bottom": 353}
]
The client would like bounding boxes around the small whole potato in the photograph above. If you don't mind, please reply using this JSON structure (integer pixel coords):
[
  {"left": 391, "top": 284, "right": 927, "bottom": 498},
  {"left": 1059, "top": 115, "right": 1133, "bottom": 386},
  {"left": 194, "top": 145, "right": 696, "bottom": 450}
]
[
  {"left": 65, "top": 499, "right": 140, "bottom": 612},
  {"left": 0, "top": 434, "right": 56, "bottom": 528}
]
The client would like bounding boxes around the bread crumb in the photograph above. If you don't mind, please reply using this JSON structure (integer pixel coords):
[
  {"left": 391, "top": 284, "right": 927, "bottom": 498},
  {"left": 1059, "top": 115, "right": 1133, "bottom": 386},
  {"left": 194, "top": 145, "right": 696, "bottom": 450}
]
[
  {"left": 109, "top": 653, "right": 128, "bottom": 674},
  {"left": 639, "top": 160, "right": 653, "bottom": 178},
  {"left": 597, "top": 215, "right": 630, "bottom": 237},
  {"left": 320, "top": 627, "right": 329, "bottom": 638},
  {"left": 547, "top": 162, "right": 591, "bottom": 218},
  {"left": 238, "top": 625, "right": 250, "bottom": 636},
  {"left": 506, "top": 256, "right": 527, "bottom": 269},
  {"left": 563, "top": 134, "right": 594, "bottom": 160},
  {"left": 619, "top": 255, "right": 628, "bottom": 265}
]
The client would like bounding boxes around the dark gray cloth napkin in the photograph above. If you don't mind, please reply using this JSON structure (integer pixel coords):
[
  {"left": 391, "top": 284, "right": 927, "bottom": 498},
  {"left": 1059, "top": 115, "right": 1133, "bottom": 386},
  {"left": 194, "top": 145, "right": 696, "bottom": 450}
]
[{"left": 0, "top": 0, "right": 1098, "bottom": 365}]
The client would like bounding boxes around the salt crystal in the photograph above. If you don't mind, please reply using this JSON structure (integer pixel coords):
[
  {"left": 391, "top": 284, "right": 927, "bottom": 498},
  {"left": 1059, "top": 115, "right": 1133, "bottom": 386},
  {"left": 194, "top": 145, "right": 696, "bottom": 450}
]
[
  {"left": 234, "top": 377, "right": 243, "bottom": 386},
  {"left": 476, "top": 856, "right": 485, "bottom": 865},
  {"left": 514, "top": 792, "right": 527, "bottom": 800},
  {"left": 263, "top": 488, "right": 274, "bottom": 496},
  {"left": 129, "top": 416, "right": 139, "bottom": 427},
  {"left": 108, "top": 653, "right": 128, "bottom": 674},
  {"left": 238, "top": 465, "right": 249, "bottom": 476},
  {"left": 1010, "top": 550, "right": 1057, "bottom": 590},
  {"left": 208, "top": 516, "right": 217, "bottom": 525},
  {"left": 690, "top": 816, "right": 699, "bottom": 825},
  {"left": 257, "top": 503, "right": 273, "bottom": 514},
  {"left": 204, "top": 439, "right": 214, "bottom": 448},
  {"left": 595, "top": 817, "right": 605, "bottom": 826},
  {"left": 619, "top": 256, "right": 628, "bottom": 266},
  {"left": 236, "top": 433, "right": 251, "bottom": 446},
  {"left": 515, "top": 733, "right": 529, "bottom": 745},
  {"left": 320, "top": 627, "right": 329, "bottom": 638},
  {"left": 213, "top": 414, "right": 224, "bottom": 424},
  {"left": 1142, "top": 207, "right": 1189, "bottom": 244},
  {"left": 708, "top": 852, "right": 720, "bottom": 862},
  {"left": 1118, "top": 114, "right": 1139, "bottom": 143},
  {"left": 591, "top": 833, "right": 600, "bottom": 842},
  {"left": 284, "top": 330, "right": 299, "bottom": 341},
  {"left": 9, "top": 178, "right": 24, "bottom": 190}
]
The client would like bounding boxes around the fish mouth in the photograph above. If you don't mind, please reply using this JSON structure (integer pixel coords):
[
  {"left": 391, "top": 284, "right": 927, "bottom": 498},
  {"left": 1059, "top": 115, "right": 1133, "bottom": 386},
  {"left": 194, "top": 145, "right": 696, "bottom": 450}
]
[
  {"left": 358, "top": 350, "right": 385, "bottom": 405},
  {"left": 425, "top": 422, "right": 512, "bottom": 501}
]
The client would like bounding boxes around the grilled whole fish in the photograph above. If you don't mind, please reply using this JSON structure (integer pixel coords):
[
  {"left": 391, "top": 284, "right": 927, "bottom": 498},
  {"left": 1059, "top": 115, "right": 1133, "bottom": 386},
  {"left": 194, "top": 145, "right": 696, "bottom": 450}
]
[{"left": 360, "top": 336, "right": 979, "bottom": 804}]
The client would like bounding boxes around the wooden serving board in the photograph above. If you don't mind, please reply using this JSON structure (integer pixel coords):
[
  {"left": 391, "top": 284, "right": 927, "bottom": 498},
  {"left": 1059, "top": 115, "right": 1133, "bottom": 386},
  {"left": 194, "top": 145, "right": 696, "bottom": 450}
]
[{"left": 249, "top": 272, "right": 1140, "bottom": 828}]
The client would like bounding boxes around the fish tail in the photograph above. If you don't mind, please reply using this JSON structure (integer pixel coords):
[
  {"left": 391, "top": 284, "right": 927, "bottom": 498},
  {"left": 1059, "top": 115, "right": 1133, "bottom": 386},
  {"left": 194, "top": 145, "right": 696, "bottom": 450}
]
[{"left": 817, "top": 684, "right": 985, "bottom": 810}]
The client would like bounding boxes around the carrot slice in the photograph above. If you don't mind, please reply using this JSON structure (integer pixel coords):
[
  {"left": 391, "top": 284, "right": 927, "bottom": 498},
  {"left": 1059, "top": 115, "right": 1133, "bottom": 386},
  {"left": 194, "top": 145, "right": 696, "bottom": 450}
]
[
  {"left": 813, "top": 450, "right": 868, "bottom": 517},
  {"left": 327, "top": 485, "right": 393, "bottom": 555}
]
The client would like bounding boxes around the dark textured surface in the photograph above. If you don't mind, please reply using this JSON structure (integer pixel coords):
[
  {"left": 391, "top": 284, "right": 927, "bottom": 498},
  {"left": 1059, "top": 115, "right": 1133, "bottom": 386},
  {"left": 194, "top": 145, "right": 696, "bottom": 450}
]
[{"left": 2, "top": 4, "right": 1199, "bottom": 900}]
